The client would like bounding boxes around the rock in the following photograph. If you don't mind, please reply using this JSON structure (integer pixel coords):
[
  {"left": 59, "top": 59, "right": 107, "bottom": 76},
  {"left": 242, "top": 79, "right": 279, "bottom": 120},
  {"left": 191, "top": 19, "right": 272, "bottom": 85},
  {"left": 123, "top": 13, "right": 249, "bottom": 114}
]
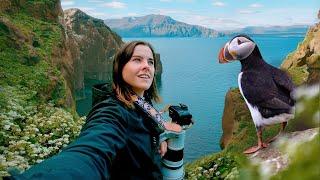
[
  {"left": 248, "top": 128, "right": 319, "bottom": 177},
  {"left": 0, "top": 0, "right": 63, "bottom": 23},
  {"left": 64, "top": 8, "right": 123, "bottom": 90},
  {"left": 281, "top": 21, "right": 320, "bottom": 85},
  {"left": 220, "top": 88, "right": 250, "bottom": 149}
]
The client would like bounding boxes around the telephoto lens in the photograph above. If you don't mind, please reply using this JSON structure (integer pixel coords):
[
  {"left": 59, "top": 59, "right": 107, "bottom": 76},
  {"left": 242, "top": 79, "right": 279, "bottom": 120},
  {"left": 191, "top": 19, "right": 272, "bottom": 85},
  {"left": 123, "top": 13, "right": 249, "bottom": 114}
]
[{"left": 161, "top": 104, "right": 193, "bottom": 180}]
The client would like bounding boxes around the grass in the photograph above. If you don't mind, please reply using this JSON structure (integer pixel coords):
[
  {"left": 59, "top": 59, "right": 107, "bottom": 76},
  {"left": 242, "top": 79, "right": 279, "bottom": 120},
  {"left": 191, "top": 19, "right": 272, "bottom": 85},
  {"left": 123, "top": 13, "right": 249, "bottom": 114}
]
[{"left": 0, "top": 6, "right": 83, "bottom": 176}]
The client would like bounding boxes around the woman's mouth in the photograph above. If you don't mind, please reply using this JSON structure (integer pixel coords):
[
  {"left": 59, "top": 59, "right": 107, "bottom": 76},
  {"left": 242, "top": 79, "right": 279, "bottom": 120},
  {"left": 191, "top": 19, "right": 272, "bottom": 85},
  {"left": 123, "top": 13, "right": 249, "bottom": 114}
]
[{"left": 137, "top": 74, "right": 150, "bottom": 79}]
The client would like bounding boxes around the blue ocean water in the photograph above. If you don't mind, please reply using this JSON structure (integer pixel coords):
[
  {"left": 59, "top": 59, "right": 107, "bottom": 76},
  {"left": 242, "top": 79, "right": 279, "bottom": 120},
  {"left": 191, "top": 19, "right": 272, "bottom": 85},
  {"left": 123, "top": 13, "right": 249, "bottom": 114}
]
[{"left": 77, "top": 35, "right": 304, "bottom": 162}]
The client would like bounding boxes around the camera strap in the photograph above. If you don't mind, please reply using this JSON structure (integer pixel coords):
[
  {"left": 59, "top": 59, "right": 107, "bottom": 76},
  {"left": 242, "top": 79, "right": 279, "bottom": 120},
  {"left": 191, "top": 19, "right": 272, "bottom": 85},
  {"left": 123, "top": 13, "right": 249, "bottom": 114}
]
[{"left": 132, "top": 95, "right": 166, "bottom": 132}]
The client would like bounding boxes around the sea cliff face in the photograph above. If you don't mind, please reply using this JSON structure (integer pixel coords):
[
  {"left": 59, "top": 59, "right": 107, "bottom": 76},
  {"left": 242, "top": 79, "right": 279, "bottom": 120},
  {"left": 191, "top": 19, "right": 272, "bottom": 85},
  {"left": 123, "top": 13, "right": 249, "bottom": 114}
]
[
  {"left": 281, "top": 20, "right": 320, "bottom": 85},
  {"left": 0, "top": 0, "right": 74, "bottom": 107},
  {"left": 0, "top": 0, "right": 85, "bottom": 175},
  {"left": 64, "top": 8, "right": 123, "bottom": 91}
]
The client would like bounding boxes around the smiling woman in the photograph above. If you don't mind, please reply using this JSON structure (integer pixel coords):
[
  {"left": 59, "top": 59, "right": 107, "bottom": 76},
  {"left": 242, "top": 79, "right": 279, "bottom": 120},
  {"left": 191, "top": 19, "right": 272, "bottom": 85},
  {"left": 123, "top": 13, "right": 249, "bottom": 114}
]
[
  {"left": 113, "top": 41, "right": 160, "bottom": 107},
  {"left": 122, "top": 45, "right": 155, "bottom": 97},
  {"left": 7, "top": 41, "right": 181, "bottom": 180}
]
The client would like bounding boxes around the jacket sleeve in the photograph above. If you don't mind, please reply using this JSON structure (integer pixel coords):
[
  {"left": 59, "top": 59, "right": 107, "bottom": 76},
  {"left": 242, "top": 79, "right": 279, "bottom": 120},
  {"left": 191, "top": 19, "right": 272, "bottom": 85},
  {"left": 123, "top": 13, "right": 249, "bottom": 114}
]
[{"left": 11, "top": 100, "right": 129, "bottom": 180}]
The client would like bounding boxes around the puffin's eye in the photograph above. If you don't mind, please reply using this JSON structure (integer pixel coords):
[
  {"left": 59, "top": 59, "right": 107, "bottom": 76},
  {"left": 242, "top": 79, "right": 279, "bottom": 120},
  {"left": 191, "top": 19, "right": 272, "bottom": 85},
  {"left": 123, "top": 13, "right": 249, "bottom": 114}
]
[{"left": 237, "top": 39, "right": 242, "bottom": 45}]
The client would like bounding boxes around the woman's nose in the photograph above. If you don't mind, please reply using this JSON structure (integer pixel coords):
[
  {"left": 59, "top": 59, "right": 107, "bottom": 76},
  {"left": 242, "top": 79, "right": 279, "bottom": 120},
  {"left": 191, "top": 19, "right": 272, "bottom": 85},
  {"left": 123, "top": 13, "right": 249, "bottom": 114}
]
[{"left": 141, "top": 59, "right": 151, "bottom": 69}]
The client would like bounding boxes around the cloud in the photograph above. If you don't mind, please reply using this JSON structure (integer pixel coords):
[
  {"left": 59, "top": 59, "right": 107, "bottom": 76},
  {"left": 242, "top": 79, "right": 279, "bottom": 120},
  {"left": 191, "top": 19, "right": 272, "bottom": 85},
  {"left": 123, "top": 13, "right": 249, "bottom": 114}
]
[
  {"left": 180, "top": 0, "right": 195, "bottom": 2},
  {"left": 249, "top": 3, "right": 262, "bottom": 8},
  {"left": 63, "top": 6, "right": 111, "bottom": 19},
  {"left": 238, "top": 10, "right": 260, "bottom": 14},
  {"left": 212, "top": 1, "right": 225, "bottom": 7},
  {"left": 103, "top": 1, "right": 127, "bottom": 9},
  {"left": 146, "top": 7, "right": 189, "bottom": 15},
  {"left": 181, "top": 15, "right": 242, "bottom": 30},
  {"left": 61, "top": 0, "right": 75, "bottom": 7},
  {"left": 65, "top": 6, "right": 96, "bottom": 14},
  {"left": 128, "top": 13, "right": 139, "bottom": 16},
  {"left": 88, "top": 0, "right": 104, "bottom": 3}
]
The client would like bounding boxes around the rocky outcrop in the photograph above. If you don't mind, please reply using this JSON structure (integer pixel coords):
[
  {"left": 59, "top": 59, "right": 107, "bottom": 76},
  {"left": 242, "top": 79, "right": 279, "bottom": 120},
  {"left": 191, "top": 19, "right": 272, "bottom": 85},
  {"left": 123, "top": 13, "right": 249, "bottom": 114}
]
[
  {"left": 281, "top": 19, "right": 320, "bottom": 85},
  {"left": 0, "top": 0, "right": 63, "bottom": 23},
  {"left": 0, "top": 0, "right": 85, "bottom": 175},
  {"left": 64, "top": 8, "right": 123, "bottom": 91},
  {"left": 105, "top": 14, "right": 223, "bottom": 37},
  {"left": 220, "top": 88, "right": 250, "bottom": 149},
  {"left": 0, "top": 0, "right": 74, "bottom": 107},
  {"left": 248, "top": 128, "right": 318, "bottom": 177}
]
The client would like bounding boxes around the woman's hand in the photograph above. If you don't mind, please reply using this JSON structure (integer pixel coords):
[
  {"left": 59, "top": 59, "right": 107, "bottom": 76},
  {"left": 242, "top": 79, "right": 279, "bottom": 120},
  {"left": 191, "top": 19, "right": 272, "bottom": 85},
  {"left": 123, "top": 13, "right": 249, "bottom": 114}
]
[
  {"left": 159, "top": 141, "right": 167, "bottom": 157},
  {"left": 163, "top": 122, "right": 182, "bottom": 132},
  {"left": 159, "top": 122, "right": 182, "bottom": 157}
]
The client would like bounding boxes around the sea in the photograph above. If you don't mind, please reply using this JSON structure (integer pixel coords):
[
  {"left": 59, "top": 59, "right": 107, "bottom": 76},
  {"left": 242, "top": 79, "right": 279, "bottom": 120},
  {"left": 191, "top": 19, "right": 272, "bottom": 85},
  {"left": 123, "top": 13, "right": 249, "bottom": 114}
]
[{"left": 76, "top": 34, "right": 304, "bottom": 162}]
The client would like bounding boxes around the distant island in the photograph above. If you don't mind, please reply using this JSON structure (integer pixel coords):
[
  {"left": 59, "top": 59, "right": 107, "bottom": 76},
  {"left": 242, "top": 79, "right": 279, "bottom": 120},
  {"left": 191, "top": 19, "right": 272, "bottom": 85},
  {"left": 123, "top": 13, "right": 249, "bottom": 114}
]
[
  {"left": 104, "top": 14, "right": 223, "bottom": 38},
  {"left": 223, "top": 25, "right": 310, "bottom": 36},
  {"left": 105, "top": 14, "right": 310, "bottom": 38}
]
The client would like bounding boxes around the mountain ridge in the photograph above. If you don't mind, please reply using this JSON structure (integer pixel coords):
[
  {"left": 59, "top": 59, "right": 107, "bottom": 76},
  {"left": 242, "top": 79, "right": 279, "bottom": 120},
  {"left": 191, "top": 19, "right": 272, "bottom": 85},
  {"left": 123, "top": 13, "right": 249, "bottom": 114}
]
[
  {"left": 105, "top": 14, "right": 223, "bottom": 37},
  {"left": 223, "top": 25, "right": 310, "bottom": 35},
  {"left": 106, "top": 14, "right": 310, "bottom": 37}
]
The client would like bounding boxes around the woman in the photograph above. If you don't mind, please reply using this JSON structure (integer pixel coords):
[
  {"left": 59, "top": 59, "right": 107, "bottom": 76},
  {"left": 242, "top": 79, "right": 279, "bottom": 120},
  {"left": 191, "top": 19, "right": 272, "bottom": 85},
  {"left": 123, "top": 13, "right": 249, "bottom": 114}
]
[{"left": 9, "top": 41, "right": 181, "bottom": 179}]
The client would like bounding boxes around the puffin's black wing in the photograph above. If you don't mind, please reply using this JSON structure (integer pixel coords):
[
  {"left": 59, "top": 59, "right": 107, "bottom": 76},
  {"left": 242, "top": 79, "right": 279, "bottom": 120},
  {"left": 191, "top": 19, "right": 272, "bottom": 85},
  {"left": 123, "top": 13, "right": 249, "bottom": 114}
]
[
  {"left": 270, "top": 66, "right": 295, "bottom": 106},
  {"left": 241, "top": 71, "right": 293, "bottom": 118}
]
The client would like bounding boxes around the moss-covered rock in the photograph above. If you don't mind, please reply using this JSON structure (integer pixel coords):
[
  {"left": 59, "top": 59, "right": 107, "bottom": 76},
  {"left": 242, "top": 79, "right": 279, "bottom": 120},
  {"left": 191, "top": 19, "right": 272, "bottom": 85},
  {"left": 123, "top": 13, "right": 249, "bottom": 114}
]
[{"left": 281, "top": 22, "right": 320, "bottom": 85}]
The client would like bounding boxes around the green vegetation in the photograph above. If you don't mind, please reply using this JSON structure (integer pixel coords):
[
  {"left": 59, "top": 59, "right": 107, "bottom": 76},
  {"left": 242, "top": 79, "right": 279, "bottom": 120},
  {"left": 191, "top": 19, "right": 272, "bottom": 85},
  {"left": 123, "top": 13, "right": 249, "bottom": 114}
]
[
  {"left": 272, "top": 134, "right": 320, "bottom": 180},
  {"left": 185, "top": 151, "right": 240, "bottom": 179},
  {"left": 0, "top": 6, "right": 84, "bottom": 176}
]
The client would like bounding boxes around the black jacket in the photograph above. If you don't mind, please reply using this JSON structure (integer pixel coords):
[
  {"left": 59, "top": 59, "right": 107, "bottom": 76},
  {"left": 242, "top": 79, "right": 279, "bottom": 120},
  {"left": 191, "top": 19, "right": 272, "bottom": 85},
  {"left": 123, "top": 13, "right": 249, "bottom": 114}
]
[{"left": 11, "top": 95, "right": 163, "bottom": 179}]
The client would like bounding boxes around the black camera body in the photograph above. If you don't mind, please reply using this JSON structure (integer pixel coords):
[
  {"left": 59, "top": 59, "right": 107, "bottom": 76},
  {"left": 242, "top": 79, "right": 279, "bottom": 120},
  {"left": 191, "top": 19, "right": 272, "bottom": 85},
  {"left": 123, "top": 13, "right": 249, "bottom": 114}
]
[{"left": 169, "top": 104, "right": 193, "bottom": 126}]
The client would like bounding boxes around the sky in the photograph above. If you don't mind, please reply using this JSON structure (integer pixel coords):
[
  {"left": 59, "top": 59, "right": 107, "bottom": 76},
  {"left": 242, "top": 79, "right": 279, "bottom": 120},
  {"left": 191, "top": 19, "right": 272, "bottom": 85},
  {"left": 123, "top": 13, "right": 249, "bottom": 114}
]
[{"left": 61, "top": 0, "right": 319, "bottom": 31}]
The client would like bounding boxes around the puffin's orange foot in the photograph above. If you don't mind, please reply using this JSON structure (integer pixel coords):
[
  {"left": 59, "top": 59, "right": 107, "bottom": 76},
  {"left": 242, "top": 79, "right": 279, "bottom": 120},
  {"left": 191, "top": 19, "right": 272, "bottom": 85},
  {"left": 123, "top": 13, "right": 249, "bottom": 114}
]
[
  {"left": 243, "top": 145, "right": 263, "bottom": 154},
  {"left": 262, "top": 142, "right": 269, "bottom": 148}
]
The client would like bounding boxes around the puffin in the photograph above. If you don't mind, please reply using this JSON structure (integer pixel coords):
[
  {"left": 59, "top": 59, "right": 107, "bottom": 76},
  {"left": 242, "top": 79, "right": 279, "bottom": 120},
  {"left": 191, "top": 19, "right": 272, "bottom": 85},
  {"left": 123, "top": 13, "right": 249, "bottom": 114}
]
[{"left": 218, "top": 34, "right": 295, "bottom": 154}]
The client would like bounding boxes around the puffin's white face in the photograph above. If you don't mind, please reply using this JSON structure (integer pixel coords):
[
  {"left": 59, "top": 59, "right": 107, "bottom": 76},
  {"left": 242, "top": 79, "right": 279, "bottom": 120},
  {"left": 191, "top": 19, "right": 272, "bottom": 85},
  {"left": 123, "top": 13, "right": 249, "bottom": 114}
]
[{"left": 218, "top": 36, "right": 256, "bottom": 63}]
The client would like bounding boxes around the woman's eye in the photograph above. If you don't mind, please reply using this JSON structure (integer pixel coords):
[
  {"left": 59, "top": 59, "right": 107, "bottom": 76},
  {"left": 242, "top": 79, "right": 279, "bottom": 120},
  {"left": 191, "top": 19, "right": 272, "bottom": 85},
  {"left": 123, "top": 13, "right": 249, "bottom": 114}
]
[
  {"left": 133, "top": 58, "right": 141, "bottom": 62},
  {"left": 148, "top": 60, "right": 154, "bottom": 65}
]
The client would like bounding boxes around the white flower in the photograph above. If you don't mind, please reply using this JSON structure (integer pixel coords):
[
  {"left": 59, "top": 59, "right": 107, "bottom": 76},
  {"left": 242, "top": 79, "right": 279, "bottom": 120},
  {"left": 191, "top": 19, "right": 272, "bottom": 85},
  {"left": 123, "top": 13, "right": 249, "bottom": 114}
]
[{"left": 4, "top": 125, "right": 10, "bottom": 130}]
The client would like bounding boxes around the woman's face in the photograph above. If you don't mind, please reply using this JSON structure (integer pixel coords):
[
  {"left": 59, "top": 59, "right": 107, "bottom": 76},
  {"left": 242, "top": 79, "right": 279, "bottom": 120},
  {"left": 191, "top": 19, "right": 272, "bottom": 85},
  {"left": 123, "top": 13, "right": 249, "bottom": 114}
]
[{"left": 122, "top": 45, "right": 155, "bottom": 97}]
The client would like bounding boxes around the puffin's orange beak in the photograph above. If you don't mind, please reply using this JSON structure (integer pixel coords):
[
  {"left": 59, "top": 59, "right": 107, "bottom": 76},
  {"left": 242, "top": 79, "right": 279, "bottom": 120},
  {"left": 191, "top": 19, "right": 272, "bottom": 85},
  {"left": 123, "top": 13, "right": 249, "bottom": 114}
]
[{"left": 218, "top": 47, "right": 228, "bottom": 64}]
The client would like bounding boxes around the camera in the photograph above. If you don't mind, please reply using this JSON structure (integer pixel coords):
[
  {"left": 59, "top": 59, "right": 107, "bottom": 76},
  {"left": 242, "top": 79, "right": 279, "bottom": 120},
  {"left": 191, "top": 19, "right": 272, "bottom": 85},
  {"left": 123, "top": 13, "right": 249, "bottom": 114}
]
[
  {"left": 169, "top": 104, "right": 193, "bottom": 126},
  {"left": 161, "top": 104, "right": 193, "bottom": 180}
]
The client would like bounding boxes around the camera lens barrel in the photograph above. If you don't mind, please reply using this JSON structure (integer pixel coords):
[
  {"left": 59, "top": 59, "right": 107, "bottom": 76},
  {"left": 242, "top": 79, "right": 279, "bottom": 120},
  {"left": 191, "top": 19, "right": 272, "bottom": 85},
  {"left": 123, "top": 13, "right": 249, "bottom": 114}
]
[{"left": 161, "top": 130, "right": 186, "bottom": 180}]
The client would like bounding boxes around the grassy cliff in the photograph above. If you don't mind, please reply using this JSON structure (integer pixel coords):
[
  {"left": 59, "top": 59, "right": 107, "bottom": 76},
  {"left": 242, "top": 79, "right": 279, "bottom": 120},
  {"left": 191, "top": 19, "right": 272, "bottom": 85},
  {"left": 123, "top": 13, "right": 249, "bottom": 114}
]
[{"left": 0, "top": 1, "right": 84, "bottom": 176}]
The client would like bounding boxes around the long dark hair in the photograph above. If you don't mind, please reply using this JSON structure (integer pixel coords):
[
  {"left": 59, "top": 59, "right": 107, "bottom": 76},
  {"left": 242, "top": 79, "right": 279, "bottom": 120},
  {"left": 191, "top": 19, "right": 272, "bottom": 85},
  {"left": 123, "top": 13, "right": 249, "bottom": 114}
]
[{"left": 112, "top": 41, "right": 160, "bottom": 108}]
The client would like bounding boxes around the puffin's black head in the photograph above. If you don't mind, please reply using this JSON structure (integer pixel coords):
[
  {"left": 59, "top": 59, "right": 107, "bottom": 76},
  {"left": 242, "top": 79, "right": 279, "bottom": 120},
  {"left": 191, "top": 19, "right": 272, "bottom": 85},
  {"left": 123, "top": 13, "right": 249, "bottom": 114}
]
[{"left": 218, "top": 34, "right": 258, "bottom": 63}]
